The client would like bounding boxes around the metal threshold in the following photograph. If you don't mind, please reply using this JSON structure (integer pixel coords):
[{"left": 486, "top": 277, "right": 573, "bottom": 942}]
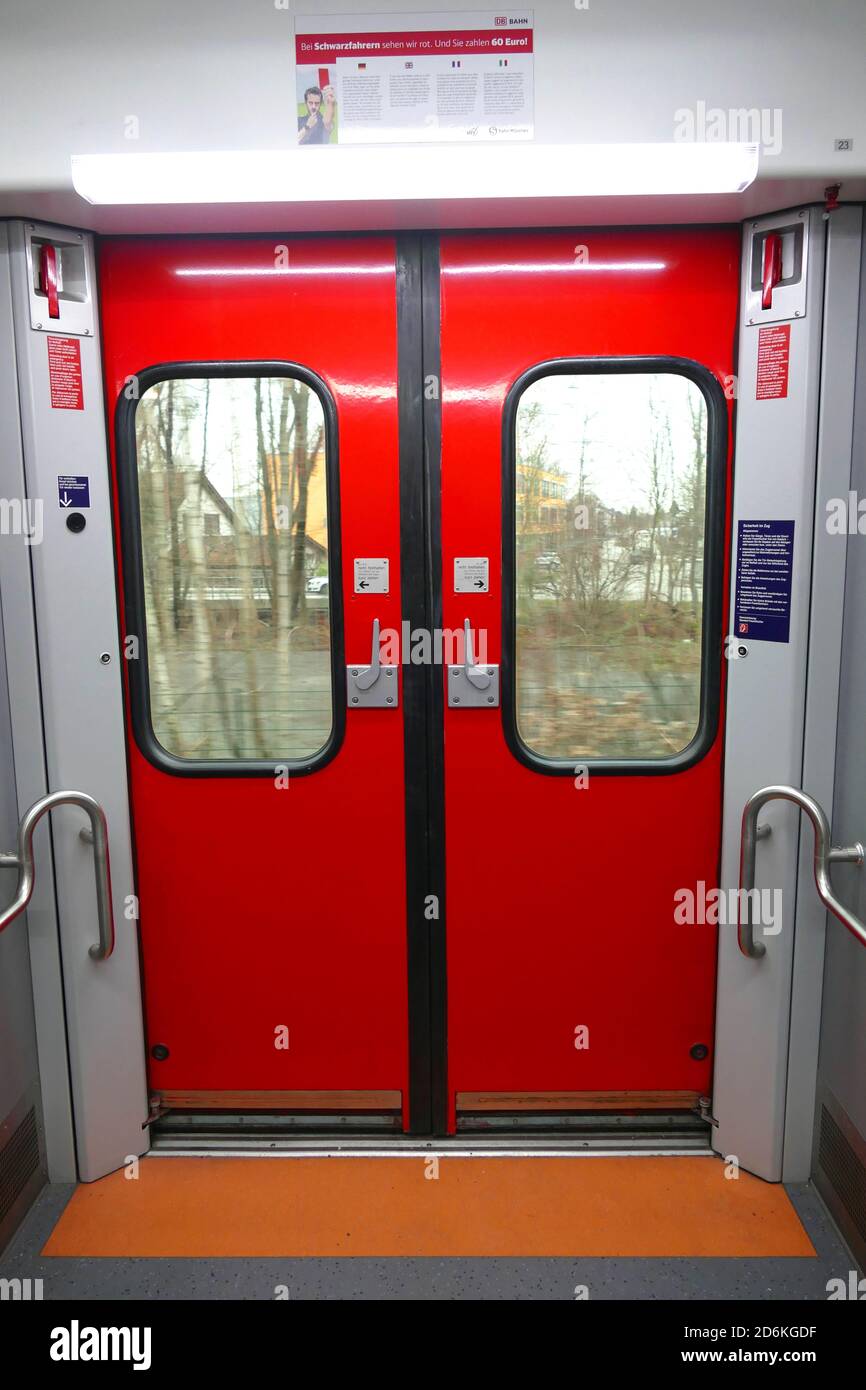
[
  {"left": 149, "top": 1143, "right": 712, "bottom": 1158},
  {"left": 150, "top": 1133, "right": 713, "bottom": 1159}
]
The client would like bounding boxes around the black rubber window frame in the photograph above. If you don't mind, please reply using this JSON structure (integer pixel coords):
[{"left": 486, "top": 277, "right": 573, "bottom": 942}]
[
  {"left": 501, "top": 355, "right": 728, "bottom": 778},
  {"left": 115, "top": 360, "right": 345, "bottom": 779}
]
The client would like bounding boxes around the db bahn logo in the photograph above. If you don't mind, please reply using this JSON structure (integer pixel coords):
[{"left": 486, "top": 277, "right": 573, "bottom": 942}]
[{"left": 494, "top": 15, "right": 508, "bottom": 23}]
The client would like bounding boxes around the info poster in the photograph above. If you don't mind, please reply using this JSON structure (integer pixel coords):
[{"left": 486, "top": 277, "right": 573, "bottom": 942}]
[{"left": 294, "top": 11, "right": 534, "bottom": 145}]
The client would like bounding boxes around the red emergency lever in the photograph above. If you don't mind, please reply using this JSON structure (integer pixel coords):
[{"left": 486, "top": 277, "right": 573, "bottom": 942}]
[
  {"left": 39, "top": 243, "right": 60, "bottom": 319},
  {"left": 761, "top": 232, "right": 783, "bottom": 310}
]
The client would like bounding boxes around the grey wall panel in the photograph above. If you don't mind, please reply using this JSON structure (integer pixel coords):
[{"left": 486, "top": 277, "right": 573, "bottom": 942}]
[
  {"left": 783, "top": 206, "right": 864, "bottom": 1180},
  {"left": 0, "top": 592, "right": 40, "bottom": 1124},
  {"left": 0, "top": 562, "right": 46, "bottom": 1249},
  {"left": 712, "top": 208, "right": 826, "bottom": 1181},
  {"left": 818, "top": 222, "right": 866, "bottom": 1147},
  {"left": 0, "top": 0, "right": 864, "bottom": 231}
]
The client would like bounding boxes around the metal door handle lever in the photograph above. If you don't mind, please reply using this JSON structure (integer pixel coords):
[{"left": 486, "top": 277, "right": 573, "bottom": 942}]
[
  {"left": 738, "top": 784, "right": 865, "bottom": 958},
  {"left": 355, "top": 617, "right": 383, "bottom": 690},
  {"left": 0, "top": 790, "right": 115, "bottom": 959},
  {"left": 463, "top": 619, "right": 491, "bottom": 689}
]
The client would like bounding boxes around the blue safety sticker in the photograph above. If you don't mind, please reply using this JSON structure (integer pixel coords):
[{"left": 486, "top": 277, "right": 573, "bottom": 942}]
[
  {"left": 734, "top": 519, "right": 795, "bottom": 643},
  {"left": 57, "top": 475, "right": 90, "bottom": 509}
]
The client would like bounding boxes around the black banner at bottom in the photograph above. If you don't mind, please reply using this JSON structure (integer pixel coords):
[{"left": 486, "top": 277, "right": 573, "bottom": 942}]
[{"left": 4, "top": 1295, "right": 863, "bottom": 1374}]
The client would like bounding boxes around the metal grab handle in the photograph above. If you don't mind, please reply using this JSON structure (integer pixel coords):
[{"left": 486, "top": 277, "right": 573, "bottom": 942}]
[
  {"left": 463, "top": 619, "right": 491, "bottom": 690},
  {"left": 738, "top": 784, "right": 865, "bottom": 959},
  {"left": 354, "top": 617, "right": 382, "bottom": 691},
  {"left": 0, "top": 791, "right": 115, "bottom": 960}
]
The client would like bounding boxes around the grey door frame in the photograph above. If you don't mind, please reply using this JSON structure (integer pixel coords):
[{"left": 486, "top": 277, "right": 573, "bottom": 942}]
[
  {"left": 0, "top": 221, "right": 76, "bottom": 1183},
  {"left": 1, "top": 219, "right": 149, "bottom": 1183},
  {"left": 2, "top": 209, "right": 861, "bottom": 1183},
  {"left": 712, "top": 204, "right": 864, "bottom": 1181}
]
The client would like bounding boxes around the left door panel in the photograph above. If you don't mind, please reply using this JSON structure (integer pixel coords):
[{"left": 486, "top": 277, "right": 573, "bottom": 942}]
[{"left": 99, "top": 237, "right": 409, "bottom": 1125}]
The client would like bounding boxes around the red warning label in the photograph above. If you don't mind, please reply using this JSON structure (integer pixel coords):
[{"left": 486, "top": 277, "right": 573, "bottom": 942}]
[
  {"left": 47, "top": 335, "right": 84, "bottom": 410},
  {"left": 756, "top": 324, "right": 790, "bottom": 401}
]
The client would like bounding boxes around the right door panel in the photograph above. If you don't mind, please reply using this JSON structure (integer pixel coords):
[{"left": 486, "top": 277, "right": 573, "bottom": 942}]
[{"left": 439, "top": 229, "right": 740, "bottom": 1130}]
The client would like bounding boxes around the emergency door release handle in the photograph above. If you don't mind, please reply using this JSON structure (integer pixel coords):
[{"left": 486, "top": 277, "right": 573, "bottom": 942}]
[
  {"left": 761, "top": 232, "right": 783, "bottom": 310},
  {"left": 39, "top": 243, "right": 61, "bottom": 319},
  {"left": 355, "top": 617, "right": 382, "bottom": 690},
  {"left": 346, "top": 618, "right": 398, "bottom": 708},
  {"left": 738, "top": 785, "right": 865, "bottom": 959},
  {"left": 448, "top": 619, "right": 500, "bottom": 708},
  {"left": 463, "top": 619, "right": 490, "bottom": 689},
  {"left": 0, "top": 790, "right": 115, "bottom": 960}
]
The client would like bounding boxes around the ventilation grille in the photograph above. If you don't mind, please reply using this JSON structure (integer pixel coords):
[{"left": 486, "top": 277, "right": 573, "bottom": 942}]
[
  {"left": 819, "top": 1104, "right": 866, "bottom": 1246},
  {"left": 0, "top": 1106, "right": 39, "bottom": 1228}
]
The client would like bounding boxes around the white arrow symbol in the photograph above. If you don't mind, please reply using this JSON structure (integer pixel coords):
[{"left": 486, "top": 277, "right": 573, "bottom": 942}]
[{"left": 60, "top": 492, "right": 72, "bottom": 507}]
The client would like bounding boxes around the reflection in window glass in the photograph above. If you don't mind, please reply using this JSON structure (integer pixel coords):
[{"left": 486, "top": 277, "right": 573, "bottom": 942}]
[
  {"left": 134, "top": 376, "right": 332, "bottom": 761},
  {"left": 514, "top": 372, "right": 710, "bottom": 761}
]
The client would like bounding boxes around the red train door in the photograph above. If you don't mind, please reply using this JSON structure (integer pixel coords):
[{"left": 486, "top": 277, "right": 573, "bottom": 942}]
[
  {"left": 100, "top": 237, "right": 416, "bottom": 1130},
  {"left": 438, "top": 229, "right": 739, "bottom": 1131},
  {"left": 100, "top": 228, "right": 738, "bottom": 1138}
]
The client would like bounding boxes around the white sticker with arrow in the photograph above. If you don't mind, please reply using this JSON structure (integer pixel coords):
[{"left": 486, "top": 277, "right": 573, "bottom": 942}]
[
  {"left": 454, "top": 557, "right": 489, "bottom": 593},
  {"left": 354, "top": 557, "right": 389, "bottom": 594}
]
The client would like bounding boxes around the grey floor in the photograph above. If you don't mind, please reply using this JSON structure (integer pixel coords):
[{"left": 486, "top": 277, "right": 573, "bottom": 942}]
[{"left": 0, "top": 1179, "right": 858, "bottom": 1300}]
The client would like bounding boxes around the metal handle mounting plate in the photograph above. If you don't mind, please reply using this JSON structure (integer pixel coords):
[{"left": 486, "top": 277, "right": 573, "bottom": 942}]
[
  {"left": 347, "top": 617, "right": 399, "bottom": 708},
  {"left": 448, "top": 619, "right": 500, "bottom": 707}
]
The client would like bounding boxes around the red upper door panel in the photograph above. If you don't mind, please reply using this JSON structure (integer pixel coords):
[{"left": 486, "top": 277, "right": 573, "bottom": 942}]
[
  {"left": 99, "top": 237, "right": 409, "bottom": 1111},
  {"left": 438, "top": 228, "right": 739, "bottom": 1126}
]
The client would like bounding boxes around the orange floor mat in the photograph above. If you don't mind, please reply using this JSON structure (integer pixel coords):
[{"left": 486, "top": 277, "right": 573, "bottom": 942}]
[{"left": 43, "top": 1155, "right": 815, "bottom": 1258}]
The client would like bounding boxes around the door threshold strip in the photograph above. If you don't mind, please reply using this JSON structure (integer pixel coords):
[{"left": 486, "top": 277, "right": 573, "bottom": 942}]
[{"left": 148, "top": 1136, "right": 714, "bottom": 1158}]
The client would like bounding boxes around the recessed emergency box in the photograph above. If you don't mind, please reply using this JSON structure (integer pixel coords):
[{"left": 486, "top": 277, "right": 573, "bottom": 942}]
[
  {"left": 24, "top": 223, "right": 93, "bottom": 336},
  {"left": 746, "top": 215, "right": 808, "bottom": 326}
]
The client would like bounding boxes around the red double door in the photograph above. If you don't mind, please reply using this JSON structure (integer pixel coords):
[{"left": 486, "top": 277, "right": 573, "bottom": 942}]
[{"left": 99, "top": 228, "right": 738, "bottom": 1134}]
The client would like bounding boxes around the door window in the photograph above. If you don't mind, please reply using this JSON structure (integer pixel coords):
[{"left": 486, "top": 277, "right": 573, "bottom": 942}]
[
  {"left": 123, "top": 369, "right": 339, "bottom": 769},
  {"left": 507, "top": 362, "right": 725, "bottom": 769}
]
